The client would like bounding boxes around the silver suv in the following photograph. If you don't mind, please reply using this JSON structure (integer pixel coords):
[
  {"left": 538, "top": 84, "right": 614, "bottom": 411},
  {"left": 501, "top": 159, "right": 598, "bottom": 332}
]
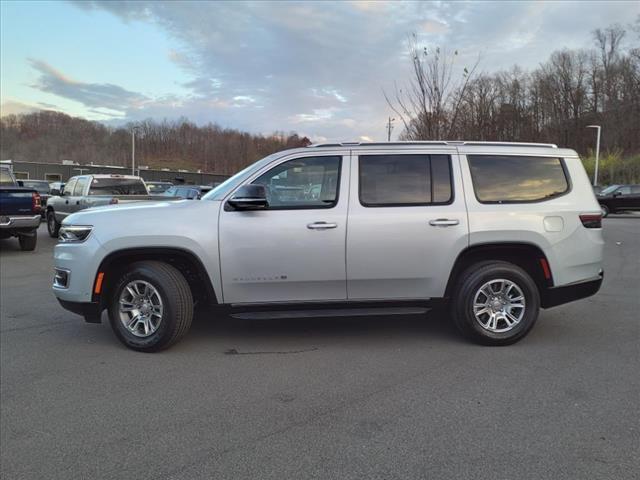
[{"left": 52, "top": 142, "right": 604, "bottom": 351}]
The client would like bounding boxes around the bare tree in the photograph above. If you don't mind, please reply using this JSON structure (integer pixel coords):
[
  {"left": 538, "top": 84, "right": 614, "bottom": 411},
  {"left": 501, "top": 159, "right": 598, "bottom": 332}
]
[{"left": 384, "top": 34, "right": 479, "bottom": 140}]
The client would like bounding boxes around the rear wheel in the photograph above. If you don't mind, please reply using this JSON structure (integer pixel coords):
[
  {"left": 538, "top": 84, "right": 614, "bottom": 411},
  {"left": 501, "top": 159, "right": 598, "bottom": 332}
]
[
  {"left": 18, "top": 232, "right": 37, "bottom": 251},
  {"left": 451, "top": 261, "right": 540, "bottom": 346},
  {"left": 47, "top": 210, "right": 60, "bottom": 237},
  {"left": 600, "top": 204, "right": 609, "bottom": 218},
  {"left": 108, "top": 261, "right": 193, "bottom": 352}
]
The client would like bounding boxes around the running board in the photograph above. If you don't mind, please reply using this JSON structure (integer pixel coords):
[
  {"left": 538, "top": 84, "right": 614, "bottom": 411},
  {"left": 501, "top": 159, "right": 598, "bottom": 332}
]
[{"left": 230, "top": 307, "right": 429, "bottom": 320}]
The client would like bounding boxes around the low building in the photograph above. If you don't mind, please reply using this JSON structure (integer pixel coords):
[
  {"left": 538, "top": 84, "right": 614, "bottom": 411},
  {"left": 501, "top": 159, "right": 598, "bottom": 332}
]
[{"left": 5, "top": 161, "right": 229, "bottom": 185}]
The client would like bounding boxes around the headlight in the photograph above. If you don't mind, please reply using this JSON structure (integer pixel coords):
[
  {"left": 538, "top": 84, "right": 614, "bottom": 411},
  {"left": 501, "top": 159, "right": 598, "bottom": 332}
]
[{"left": 59, "top": 225, "right": 93, "bottom": 243}]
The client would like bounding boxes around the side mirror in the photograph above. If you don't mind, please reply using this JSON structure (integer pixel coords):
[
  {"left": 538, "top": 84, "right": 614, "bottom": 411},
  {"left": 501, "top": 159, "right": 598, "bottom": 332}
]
[
  {"left": 227, "top": 184, "right": 268, "bottom": 210},
  {"left": 613, "top": 191, "right": 622, "bottom": 197},
  {"left": 17, "top": 180, "right": 24, "bottom": 187}
]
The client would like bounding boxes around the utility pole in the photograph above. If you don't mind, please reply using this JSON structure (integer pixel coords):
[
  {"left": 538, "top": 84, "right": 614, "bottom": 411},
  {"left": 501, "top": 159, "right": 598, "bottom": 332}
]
[
  {"left": 386, "top": 117, "right": 395, "bottom": 142},
  {"left": 586, "top": 125, "right": 601, "bottom": 186}
]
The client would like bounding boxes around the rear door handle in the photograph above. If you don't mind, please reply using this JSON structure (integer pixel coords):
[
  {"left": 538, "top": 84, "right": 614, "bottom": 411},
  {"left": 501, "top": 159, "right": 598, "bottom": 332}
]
[
  {"left": 307, "top": 222, "right": 338, "bottom": 230},
  {"left": 429, "top": 218, "right": 459, "bottom": 227}
]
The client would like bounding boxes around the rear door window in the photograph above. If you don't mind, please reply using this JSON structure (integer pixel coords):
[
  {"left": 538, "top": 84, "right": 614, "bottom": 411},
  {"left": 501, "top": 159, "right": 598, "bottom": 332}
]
[
  {"left": 63, "top": 178, "right": 77, "bottom": 196},
  {"left": 73, "top": 177, "right": 89, "bottom": 196},
  {"left": 359, "top": 154, "right": 452, "bottom": 207},
  {"left": 467, "top": 155, "right": 569, "bottom": 203}
]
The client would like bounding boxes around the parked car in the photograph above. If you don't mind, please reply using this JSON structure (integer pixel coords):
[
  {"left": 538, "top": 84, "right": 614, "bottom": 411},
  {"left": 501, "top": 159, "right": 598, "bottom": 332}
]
[
  {"left": 21, "top": 180, "right": 51, "bottom": 218},
  {"left": 45, "top": 174, "right": 172, "bottom": 238},
  {"left": 163, "top": 184, "right": 212, "bottom": 199},
  {"left": 597, "top": 184, "right": 640, "bottom": 217},
  {"left": 0, "top": 164, "right": 41, "bottom": 251},
  {"left": 53, "top": 141, "right": 603, "bottom": 352},
  {"left": 145, "top": 181, "right": 173, "bottom": 194}
]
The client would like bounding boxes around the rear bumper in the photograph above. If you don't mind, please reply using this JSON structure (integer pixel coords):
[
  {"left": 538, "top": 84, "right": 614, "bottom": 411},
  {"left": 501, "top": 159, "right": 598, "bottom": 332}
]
[
  {"left": 542, "top": 271, "right": 603, "bottom": 309},
  {"left": 57, "top": 299, "right": 103, "bottom": 324},
  {"left": 0, "top": 214, "right": 40, "bottom": 230}
]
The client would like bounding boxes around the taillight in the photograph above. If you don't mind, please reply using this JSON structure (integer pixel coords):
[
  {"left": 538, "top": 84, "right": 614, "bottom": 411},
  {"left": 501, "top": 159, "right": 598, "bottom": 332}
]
[
  {"left": 580, "top": 214, "right": 602, "bottom": 228},
  {"left": 32, "top": 192, "right": 41, "bottom": 213},
  {"left": 109, "top": 198, "right": 119, "bottom": 205}
]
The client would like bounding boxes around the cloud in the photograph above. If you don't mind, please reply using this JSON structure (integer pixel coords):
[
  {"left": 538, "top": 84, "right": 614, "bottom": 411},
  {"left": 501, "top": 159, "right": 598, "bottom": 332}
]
[
  {"left": 0, "top": 100, "right": 40, "bottom": 116},
  {"left": 28, "top": 0, "right": 639, "bottom": 141},
  {"left": 29, "top": 59, "right": 149, "bottom": 113}
]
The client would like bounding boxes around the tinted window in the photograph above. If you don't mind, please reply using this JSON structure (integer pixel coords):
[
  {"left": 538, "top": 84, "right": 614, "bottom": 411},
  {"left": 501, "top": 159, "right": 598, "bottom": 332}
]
[
  {"left": 252, "top": 156, "right": 341, "bottom": 209},
  {"left": 617, "top": 186, "right": 631, "bottom": 195},
  {"left": 468, "top": 155, "right": 569, "bottom": 203},
  {"left": 631, "top": 185, "right": 640, "bottom": 194},
  {"left": 74, "top": 177, "right": 89, "bottom": 196},
  {"left": 89, "top": 178, "right": 148, "bottom": 195},
  {"left": 359, "top": 154, "right": 452, "bottom": 206}
]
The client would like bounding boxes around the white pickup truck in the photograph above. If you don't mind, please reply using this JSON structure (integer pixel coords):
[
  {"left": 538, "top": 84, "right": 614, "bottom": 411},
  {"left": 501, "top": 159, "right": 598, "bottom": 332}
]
[
  {"left": 45, "top": 174, "right": 171, "bottom": 237},
  {"left": 52, "top": 142, "right": 604, "bottom": 352}
]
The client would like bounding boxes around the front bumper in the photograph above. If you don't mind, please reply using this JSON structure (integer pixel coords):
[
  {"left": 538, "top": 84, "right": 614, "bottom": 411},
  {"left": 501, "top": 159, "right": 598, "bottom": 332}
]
[
  {"left": 57, "top": 299, "right": 103, "bottom": 323},
  {"left": 52, "top": 234, "right": 106, "bottom": 303},
  {"left": 0, "top": 214, "right": 40, "bottom": 230},
  {"left": 541, "top": 271, "right": 604, "bottom": 308}
]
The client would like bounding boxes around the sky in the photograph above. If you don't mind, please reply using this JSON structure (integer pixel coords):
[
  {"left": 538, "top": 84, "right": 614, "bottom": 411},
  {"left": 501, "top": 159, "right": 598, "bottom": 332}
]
[{"left": 1, "top": 0, "right": 638, "bottom": 142}]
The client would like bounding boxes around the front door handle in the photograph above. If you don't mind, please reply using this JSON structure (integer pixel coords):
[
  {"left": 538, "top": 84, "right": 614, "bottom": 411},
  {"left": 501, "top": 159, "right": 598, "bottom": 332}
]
[
  {"left": 429, "top": 218, "right": 459, "bottom": 227},
  {"left": 307, "top": 222, "right": 338, "bottom": 230}
]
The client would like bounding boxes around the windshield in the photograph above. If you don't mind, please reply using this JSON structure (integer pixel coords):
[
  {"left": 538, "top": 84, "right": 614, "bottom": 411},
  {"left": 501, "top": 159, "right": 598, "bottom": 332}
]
[
  {"left": 22, "top": 180, "right": 51, "bottom": 193},
  {"left": 0, "top": 169, "right": 15, "bottom": 185},
  {"left": 202, "top": 152, "right": 283, "bottom": 201},
  {"left": 600, "top": 185, "right": 620, "bottom": 195},
  {"left": 147, "top": 182, "right": 172, "bottom": 193}
]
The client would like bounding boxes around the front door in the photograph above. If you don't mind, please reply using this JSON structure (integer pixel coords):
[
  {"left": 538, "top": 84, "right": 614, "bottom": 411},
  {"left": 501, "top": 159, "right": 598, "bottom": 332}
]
[
  {"left": 346, "top": 149, "right": 469, "bottom": 300},
  {"left": 219, "top": 152, "right": 349, "bottom": 304}
]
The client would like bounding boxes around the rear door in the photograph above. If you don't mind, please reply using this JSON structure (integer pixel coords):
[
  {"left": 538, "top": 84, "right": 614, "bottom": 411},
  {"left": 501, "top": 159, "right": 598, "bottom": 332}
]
[
  {"left": 70, "top": 176, "right": 89, "bottom": 213},
  {"left": 346, "top": 148, "right": 469, "bottom": 300},
  {"left": 629, "top": 185, "right": 640, "bottom": 209}
]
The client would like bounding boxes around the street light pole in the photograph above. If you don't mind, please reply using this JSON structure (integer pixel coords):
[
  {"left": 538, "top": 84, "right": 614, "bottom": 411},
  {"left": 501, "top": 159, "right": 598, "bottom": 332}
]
[
  {"left": 131, "top": 128, "right": 136, "bottom": 176},
  {"left": 586, "top": 125, "right": 601, "bottom": 186},
  {"left": 131, "top": 127, "right": 141, "bottom": 176}
]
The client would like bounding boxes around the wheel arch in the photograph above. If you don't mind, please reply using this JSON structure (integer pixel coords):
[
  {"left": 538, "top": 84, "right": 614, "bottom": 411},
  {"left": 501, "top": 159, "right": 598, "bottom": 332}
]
[
  {"left": 444, "top": 242, "right": 554, "bottom": 302},
  {"left": 93, "top": 247, "right": 219, "bottom": 309}
]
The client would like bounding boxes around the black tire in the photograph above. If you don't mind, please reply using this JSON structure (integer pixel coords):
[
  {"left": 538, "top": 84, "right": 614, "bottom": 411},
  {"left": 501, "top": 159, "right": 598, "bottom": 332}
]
[
  {"left": 107, "top": 261, "right": 193, "bottom": 352},
  {"left": 18, "top": 232, "right": 37, "bottom": 251},
  {"left": 451, "top": 261, "right": 540, "bottom": 346},
  {"left": 47, "top": 210, "right": 60, "bottom": 238},
  {"left": 600, "top": 204, "right": 609, "bottom": 218}
]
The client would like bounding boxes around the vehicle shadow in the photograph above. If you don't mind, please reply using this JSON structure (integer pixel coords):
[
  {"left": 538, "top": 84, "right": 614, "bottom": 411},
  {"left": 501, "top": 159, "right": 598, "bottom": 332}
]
[{"left": 183, "top": 306, "right": 463, "bottom": 350}]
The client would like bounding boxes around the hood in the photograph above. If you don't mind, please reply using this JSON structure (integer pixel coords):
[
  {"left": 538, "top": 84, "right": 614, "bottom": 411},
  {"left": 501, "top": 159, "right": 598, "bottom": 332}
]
[{"left": 63, "top": 199, "right": 221, "bottom": 227}]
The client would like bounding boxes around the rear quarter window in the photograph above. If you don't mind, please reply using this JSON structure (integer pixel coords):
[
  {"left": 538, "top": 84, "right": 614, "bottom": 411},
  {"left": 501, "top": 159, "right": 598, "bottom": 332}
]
[{"left": 467, "top": 155, "right": 569, "bottom": 203}]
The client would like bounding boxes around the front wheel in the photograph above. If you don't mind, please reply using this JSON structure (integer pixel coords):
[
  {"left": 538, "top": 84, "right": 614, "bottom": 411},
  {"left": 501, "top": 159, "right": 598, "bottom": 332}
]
[
  {"left": 451, "top": 261, "right": 540, "bottom": 346},
  {"left": 47, "top": 211, "right": 60, "bottom": 237},
  {"left": 108, "top": 261, "right": 193, "bottom": 352}
]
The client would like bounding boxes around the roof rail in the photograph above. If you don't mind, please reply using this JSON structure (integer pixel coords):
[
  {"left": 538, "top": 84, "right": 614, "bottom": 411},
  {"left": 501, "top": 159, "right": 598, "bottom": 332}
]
[{"left": 309, "top": 141, "right": 557, "bottom": 148}]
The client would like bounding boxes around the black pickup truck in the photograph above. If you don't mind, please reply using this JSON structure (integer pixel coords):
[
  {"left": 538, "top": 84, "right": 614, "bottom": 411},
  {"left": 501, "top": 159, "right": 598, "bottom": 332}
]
[{"left": 0, "top": 165, "right": 41, "bottom": 251}]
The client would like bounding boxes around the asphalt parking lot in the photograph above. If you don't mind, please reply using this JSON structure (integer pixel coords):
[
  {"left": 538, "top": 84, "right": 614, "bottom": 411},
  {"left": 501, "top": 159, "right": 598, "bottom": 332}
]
[{"left": 1, "top": 219, "right": 639, "bottom": 480}]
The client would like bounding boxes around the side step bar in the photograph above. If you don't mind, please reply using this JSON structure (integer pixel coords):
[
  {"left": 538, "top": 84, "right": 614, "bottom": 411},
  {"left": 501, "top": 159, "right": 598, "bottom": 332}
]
[{"left": 230, "top": 307, "right": 429, "bottom": 320}]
